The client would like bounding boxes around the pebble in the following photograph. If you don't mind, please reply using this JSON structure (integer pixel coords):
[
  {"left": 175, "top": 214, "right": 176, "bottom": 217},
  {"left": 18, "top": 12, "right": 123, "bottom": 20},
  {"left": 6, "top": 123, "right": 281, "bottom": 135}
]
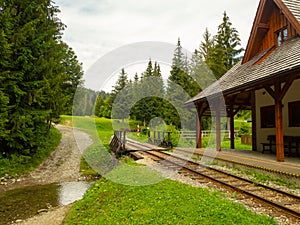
[{"left": 37, "top": 209, "right": 48, "bottom": 214}]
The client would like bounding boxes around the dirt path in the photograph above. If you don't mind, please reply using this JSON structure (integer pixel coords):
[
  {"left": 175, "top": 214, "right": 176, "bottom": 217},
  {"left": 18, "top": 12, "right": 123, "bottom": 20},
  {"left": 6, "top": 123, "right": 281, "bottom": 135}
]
[{"left": 0, "top": 125, "right": 93, "bottom": 225}]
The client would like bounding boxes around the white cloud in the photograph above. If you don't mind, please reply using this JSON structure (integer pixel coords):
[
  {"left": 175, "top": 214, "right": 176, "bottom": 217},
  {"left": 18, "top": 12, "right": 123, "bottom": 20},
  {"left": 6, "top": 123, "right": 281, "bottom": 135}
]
[{"left": 54, "top": 0, "right": 260, "bottom": 90}]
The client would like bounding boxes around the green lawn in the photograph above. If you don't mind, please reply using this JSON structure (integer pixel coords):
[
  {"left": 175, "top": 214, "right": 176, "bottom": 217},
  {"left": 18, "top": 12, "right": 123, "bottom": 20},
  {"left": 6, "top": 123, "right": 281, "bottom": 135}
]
[
  {"left": 62, "top": 116, "right": 276, "bottom": 225},
  {"left": 63, "top": 178, "right": 276, "bottom": 225}
]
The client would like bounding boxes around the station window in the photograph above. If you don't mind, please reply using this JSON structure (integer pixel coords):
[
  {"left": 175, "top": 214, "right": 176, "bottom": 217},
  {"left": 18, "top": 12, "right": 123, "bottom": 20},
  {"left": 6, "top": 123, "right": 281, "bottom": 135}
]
[
  {"left": 261, "top": 105, "right": 275, "bottom": 128},
  {"left": 289, "top": 101, "right": 300, "bottom": 127},
  {"left": 276, "top": 27, "right": 288, "bottom": 46}
]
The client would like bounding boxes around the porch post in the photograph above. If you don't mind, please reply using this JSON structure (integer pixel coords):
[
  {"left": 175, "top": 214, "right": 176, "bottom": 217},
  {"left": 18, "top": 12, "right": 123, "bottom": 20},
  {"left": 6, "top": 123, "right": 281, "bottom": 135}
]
[
  {"left": 275, "top": 98, "right": 284, "bottom": 162},
  {"left": 265, "top": 78, "right": 294, "bottom": 162},
  {"left": 251, "top": 91, "right": 257, "bottom": 151},
  {"left": 196, "top": 103, "right": 207, "bottom": 149},
  {"left": 196, "top": 112, "right": 202, "bottom": 148},
  {"left": 229, "top": 104, "right": 235, "bottom": 149},
  {"left": 216, "top": 109, "right": 221, "bottom": 151}
]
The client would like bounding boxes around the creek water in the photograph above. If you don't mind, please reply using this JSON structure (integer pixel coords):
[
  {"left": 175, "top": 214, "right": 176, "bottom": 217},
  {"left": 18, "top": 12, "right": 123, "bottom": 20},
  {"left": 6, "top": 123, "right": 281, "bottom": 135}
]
[{"left": 0, "top": 181, "right": 92, "bottom": 224}]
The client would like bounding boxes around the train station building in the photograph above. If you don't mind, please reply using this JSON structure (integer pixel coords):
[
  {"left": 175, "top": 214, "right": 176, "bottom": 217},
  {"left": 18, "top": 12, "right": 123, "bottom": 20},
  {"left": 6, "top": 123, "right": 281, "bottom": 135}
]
[{"left": 188, "top": 0, "right": 300, "bottom": 162}]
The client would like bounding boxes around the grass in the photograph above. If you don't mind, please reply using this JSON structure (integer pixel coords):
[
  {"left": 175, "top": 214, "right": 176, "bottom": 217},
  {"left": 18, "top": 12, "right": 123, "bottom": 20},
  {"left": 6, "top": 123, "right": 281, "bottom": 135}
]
[
  {"left": 0, "top": 128, "right": 62, "bottom": 177},
  {"left": 61, "top": 116, "right": 277, "bottom": 225},
  {"left": 242, "top": 169, "right": 299, "bottom": 189},
  {"left": 60, "top": 115, "right": 114, "bottom": 177},
  {"left": 63, "top": 178, "right": 276, "bottom": 225}
]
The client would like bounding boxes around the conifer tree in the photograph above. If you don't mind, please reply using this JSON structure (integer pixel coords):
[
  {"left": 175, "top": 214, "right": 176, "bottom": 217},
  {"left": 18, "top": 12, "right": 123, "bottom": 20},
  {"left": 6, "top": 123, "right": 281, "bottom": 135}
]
[
  {"left": 199, "top": 28, "right": 215, "bottom": 69},
  {"left": 165, "top": 39, "right": 197, "bottom": 129},
  {"left": 0, "top": 0, "right": 83, "bottom": 155},
  {"left": 211, "top": 11, "right": 244, "bottom": 79},
  {"left": 110, "top": 68, "right": 130, "bottom": 119}
]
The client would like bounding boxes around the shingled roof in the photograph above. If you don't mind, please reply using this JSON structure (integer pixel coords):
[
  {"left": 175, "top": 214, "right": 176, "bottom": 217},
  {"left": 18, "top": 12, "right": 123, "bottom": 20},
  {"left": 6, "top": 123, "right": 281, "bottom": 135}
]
[
  {"left": 282, "top": 0, "right": 300, "bottom": 23},
  {"left": 187, "top": 36, "right": 300, "bottom": 104},
  {"left": 188, "top": 0, "right": 300, "bottom": 105}
]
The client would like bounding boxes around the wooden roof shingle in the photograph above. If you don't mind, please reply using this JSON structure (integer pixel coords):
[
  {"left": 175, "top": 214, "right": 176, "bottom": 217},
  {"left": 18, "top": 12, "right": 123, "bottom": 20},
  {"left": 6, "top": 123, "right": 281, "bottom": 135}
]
[
  {"left": 187, "top": 36, "right": 300, "bottom": 104},
  {"left": 281, "top": 0, "right": 300, "bottom": 23}
]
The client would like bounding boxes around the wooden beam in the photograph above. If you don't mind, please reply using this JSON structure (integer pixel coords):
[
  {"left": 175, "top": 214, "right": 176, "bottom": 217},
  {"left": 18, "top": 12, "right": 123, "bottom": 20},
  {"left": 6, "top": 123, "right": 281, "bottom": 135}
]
[
  {"left": 274, "top": 82, "right": 284, "bottom": 162},
  {"left": 264, "top": 85, "right": 276, "bottom": 99},
  {"left": 251, "top": 91, "right": 257, "bottom": 151},
  {"left": 229, "top": 104, "right": 235, "bottom": 149},
  {"left": 275, "top": 99, "right": 284, "bottom": 162},
  {"left": 216, "top": 109, "right": 221, "bottom": 152},
  {"left": 278, "top": 77, "right": 294, "bottom": 101},
  {"left": 274, "top": 0, "right": 300, "bottom": 35},
  {"left": 196, "top": 114, "right": 202, "bottom": 148},
  {"left": 196, "top": 103, "right": 208, "bottom": 148},
  {"left": 258, "top": 22, "right": 270, "bottom": 29}
]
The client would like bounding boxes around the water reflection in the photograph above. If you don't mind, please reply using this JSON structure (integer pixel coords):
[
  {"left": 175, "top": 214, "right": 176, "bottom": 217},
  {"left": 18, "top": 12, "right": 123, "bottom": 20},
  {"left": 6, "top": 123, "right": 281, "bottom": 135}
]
[
  {"left": 0, "top": 181, "right": 92, "bottom": 225},
  {"left": 58, "top": 181, "right": 92, "bottom": 206}
]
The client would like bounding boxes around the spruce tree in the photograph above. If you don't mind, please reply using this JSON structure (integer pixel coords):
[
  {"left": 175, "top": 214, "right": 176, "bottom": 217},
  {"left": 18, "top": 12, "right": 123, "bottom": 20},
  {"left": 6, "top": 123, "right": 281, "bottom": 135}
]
[
  {"left": 199, "top": 28, "right": 215, "bottom": 69},
  {"left": 130, "top": 60, "right": 165, "bottom": 125},
  {"left": 211, "top": 11, "right": 244, "bottom": 79},
  {"left": 110, "top": 68, "right": 130, "bottom": 119},
  {"left": 166, "top": 39, "right": 197, "bottom": 129},
  {"left": 0, "top": 0, "right": 83, "bottom": 155}
]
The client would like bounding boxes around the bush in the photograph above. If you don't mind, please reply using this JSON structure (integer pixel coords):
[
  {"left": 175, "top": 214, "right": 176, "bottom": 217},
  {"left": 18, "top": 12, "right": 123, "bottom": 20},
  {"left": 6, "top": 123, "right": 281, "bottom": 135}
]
[{"left": 238, "top": 122, "right": 250, "bottom": 136}]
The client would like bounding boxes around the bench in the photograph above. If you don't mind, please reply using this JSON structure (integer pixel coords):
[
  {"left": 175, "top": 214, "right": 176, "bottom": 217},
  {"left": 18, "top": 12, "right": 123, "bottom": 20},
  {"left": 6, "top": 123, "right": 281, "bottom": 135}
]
[{"left": 261, "top": 135, "right": 300, "bottom": 156}]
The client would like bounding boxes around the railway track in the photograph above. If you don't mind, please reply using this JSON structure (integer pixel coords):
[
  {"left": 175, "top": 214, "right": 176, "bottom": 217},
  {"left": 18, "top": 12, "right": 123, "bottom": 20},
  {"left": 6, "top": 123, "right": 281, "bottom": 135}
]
[{"left": 139, "top": 150, "right": 300, "bottom": 220}]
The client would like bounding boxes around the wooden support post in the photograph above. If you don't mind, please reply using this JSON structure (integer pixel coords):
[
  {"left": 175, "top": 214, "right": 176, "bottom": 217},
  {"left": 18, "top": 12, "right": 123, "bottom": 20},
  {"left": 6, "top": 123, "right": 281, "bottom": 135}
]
[
  {"left": 196, "top": 103, "right": 208, "bottom": 149},
  {"left": 123, "top": 131, "right": 126, "bottom": 150},
  {"left": 196, "top": 112, "right": 202, "bottom": 148},
  {"left": 216, "top": 109, "right": 221, "bottom": 152},
  {"left": 275, "top": 98, "right": 284, "bottom": 162},
  {"left": 229, "top": 104, "right": 235, "bottom": 149},
  {"left": 251, "top": 91, "right": 257, "bottom": 151},
  {"left": 264, "top": 79, "right": 294, "bottom": 162}
]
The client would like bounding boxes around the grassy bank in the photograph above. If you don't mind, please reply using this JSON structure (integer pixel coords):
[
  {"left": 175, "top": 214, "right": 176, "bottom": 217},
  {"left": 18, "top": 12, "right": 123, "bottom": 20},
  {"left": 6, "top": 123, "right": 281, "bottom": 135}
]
[
  {"left": 62, "top": 116, "right": 276, "bottom": 225},
  {"left": 0, "top": 128, "right": 61, "bottom": 177},
  {"left": 64, "top": 178, "right": 276, "bottom": 225}
]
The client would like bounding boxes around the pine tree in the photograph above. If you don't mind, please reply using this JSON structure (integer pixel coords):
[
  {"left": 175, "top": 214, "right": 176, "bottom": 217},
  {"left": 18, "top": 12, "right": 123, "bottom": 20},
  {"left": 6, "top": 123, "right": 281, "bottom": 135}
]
[
  {"left": 211, "top": 11, "right": 244, "bottom": 79},
  {"left": 165, "top": 39, "right": 197, "bottom": 129},
  {"left": 110, "top": 68, "right": 130, "bottom": 119},
  {"left": 199, "top": 28, "right": 216, "bottom": 72},
  {"left": 143, "top": 59, "right": 153, "bottom": 78},
  {"left": 130, "top": 60, "right": 165, "bottom": 125},
  {"left": 190, "top": 49, "right": 215, "bottom": 92},
  {"left": 0, "top": 0, "right": 83, "bottom": 155}
]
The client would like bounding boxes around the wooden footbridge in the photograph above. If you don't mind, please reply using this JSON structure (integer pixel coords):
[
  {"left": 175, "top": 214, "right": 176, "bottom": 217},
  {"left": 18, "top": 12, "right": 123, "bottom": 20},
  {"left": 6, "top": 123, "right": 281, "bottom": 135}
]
[{"left": 109, "top": 130, "right": 172, "bottom": 156}]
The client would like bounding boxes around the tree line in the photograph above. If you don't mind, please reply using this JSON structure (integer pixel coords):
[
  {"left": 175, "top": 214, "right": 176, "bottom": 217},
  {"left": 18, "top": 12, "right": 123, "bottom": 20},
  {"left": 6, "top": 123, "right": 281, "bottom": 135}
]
[
  {"left": 93, "top": 11, "right": 243, "bottom": 129},
  {"left": 0, "top": 0, "right": 83, "bottom": 156}
]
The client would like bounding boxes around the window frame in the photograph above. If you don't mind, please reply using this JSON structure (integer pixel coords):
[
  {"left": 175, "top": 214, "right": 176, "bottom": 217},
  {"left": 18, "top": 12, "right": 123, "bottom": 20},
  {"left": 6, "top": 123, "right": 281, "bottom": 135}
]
[
  {"left": 276, "top": 27, "right": 288, "bottom": 46},
  {"left": 260, "top": 105, "right": 275, "bottom": 128},
  {"left": 288, "top": 101, "right": 300, "bottom": 127}
]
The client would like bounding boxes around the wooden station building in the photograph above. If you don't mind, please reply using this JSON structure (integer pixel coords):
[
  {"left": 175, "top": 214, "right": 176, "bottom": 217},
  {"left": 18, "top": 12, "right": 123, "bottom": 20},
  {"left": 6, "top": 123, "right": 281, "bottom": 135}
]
[{"left": 187, "top": 0, "right": 300, "bottom": 162}]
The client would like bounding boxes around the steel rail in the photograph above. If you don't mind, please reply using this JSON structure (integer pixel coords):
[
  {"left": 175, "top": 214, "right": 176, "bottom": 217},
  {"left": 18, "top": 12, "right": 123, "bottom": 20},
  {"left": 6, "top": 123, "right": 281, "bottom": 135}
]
[{"left": 141, "top": 150, "right": 300, "bottom": 219}]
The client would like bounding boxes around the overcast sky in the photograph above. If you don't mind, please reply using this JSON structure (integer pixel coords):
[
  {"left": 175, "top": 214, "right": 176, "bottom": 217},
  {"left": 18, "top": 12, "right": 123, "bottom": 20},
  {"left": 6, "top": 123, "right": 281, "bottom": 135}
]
[{"left": 54, "top": 0, "right": 260, "bottom": 91}]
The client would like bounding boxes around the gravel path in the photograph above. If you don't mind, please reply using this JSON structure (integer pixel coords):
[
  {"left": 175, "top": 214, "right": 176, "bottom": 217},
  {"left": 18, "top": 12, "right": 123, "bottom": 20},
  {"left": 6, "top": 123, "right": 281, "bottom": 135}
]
[{"left": 1, "top": 125, "right": 93, "bottom": 225}]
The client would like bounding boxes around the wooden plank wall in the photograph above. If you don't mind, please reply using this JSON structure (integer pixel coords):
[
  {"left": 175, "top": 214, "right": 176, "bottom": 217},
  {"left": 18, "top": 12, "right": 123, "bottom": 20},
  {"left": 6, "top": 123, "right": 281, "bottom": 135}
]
[{"left": 259, "top": 7, "right": 297, "bottom": 52}]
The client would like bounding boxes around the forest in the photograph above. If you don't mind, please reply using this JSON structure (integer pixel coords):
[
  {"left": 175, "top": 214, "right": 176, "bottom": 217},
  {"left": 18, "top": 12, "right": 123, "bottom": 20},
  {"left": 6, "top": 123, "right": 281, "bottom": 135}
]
[
  {"left": 0, "top": 0, "right": 245, "bottom": 158},
  {"left": 0, "top": 0, "right": 83, "bottom": 156},
  {"left": 76, "top": 11, "right": 244, "bottom": 130}
]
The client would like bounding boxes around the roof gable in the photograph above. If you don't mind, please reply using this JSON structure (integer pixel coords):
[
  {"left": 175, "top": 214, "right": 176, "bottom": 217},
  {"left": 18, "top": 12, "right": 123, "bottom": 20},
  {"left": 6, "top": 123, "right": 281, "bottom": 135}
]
[{"left": 242, "top": 0, "right": 300, "bottom": 64}]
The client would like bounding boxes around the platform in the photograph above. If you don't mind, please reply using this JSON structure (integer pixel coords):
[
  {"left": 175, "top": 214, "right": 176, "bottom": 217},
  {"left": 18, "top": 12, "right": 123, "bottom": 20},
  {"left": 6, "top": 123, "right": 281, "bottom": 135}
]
[{"left": 174, "top": 147, "right": 300, "bottom": 178}]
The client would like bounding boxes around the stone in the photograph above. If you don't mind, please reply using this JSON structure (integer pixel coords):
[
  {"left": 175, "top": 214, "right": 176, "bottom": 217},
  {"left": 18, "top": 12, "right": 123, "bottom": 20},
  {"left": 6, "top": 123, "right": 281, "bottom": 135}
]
[{"left": 37, "top": 209, "right": 48, "bottom": 214}]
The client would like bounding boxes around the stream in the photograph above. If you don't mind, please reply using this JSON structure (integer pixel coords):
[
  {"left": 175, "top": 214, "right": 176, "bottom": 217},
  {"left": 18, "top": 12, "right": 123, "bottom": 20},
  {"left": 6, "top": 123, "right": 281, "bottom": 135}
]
[{"left": 0, "top": 181, "right": 92, "bottom": 225}]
